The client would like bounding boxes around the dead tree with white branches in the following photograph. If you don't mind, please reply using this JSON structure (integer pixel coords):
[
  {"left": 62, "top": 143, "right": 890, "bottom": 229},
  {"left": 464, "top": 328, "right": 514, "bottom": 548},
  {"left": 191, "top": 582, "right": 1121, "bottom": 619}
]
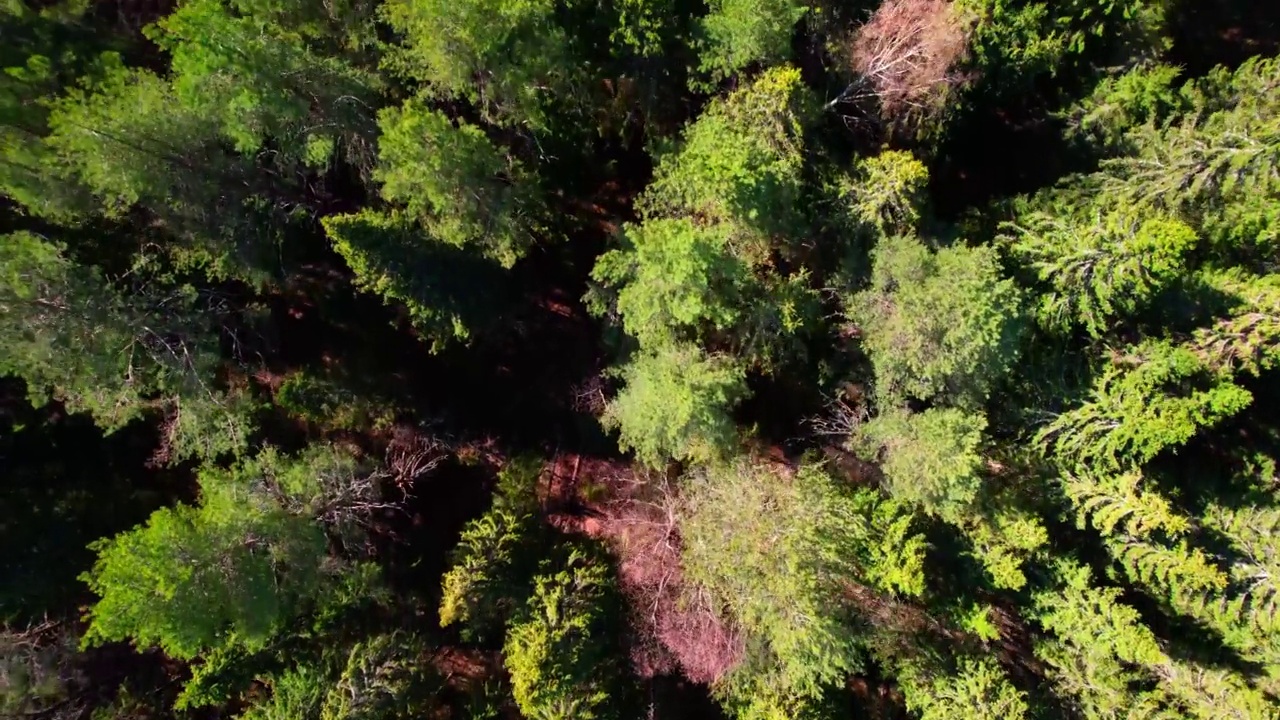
[
  {"left": 0, "top": 619, "right": 85, "bottom": 720},
  {"left": 598, "top": 472, "right": 745, "bottom": 683},
  {"left": 828, "top": 0, "right": 971, "bottom": 127}
]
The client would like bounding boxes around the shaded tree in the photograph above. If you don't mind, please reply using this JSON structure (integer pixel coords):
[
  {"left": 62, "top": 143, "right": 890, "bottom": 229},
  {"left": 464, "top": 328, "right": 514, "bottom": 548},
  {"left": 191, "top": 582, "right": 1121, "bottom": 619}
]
[
  {"left": 321, "top": 210, "right": 508, "bottom": 350},
  {"left": 439, "top": 457, "right": 546, "bottom": 642},
  {"left": 45, "top": 60, "right": 287, "bottom": 283},
  {"left": 0, "top": 231, "right": 252, "bottom": 459}
]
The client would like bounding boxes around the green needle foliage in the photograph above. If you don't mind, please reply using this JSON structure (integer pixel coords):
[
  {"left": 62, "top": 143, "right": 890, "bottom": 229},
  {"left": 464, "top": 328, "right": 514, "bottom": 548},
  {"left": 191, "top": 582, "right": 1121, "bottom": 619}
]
[
  {"left": 81, "top": 457, "right": 329, "bottom": 658},
  {"left": 146, "top": 0, "right": 378, "bottom": 166},
  {"left": 374, "top": 98, "right": 542, "bottom": 267},
  {"left": 849, "top": 233, "right": 1023, "bottom": 409},
  {"left": 856, "top": 407, "right": 987, "bottom": 520},
  {"left": 381, "top": 0, "right": 578, "bottom": 128},
  {"left": 322, "top": 210, "right": 508, "bottom": 349},
  {"left": 503, "top": 549, "right": 627, "bottom": 720},
  {"left": 1005, "top": 211, "right": 1198, "bottom": 336},
  {"left": 601, "top": 343, "right": 747, "bottom": 467},
  {"left": 677, "top": 458, "right": 929, "bottom": 718}
]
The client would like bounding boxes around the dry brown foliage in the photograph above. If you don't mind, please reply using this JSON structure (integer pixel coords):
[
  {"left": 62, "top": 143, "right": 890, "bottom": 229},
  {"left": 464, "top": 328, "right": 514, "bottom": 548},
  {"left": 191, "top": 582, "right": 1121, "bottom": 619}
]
[
  {"left": 837, "top": 0, "right": 971, "bottom": 124},
  {"left": 595, "top": 472, "right": 744, "bottom": 683}
]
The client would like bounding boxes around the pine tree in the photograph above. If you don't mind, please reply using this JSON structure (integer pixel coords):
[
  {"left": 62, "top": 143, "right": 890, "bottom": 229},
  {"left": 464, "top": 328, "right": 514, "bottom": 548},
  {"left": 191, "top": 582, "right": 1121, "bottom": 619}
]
[
  {"left": 81, "top": 454, "right": 341, "bottom": 658},
  {"left": 1039, "top": 341, "right": 1252, "bottom": 469},
  {"left": 1096, "top": 56, "right": 1280, "bottom": 257},
  {"left": 321, "top": 210, "right": 507, "bottom": 350},
  {"left": 381, "top": 0, "right": 579, "bottom": 128},
  {"left": 855, "top": 408, "right": 987, "bottom": 520},
  {"left": 1004, "top": 210, "right": 1197, "bottom": 337},
  {"left": 1059, "top": 467, "right": 1189, "bottom": 538},
  {"left": 896, "top": 656, "right": 1029, "bottom": 720},
  {"left": 321, "top": 633, "right": 442, "bottom": 720},
  {"left": 840, "top": 150, "right": 931, "bottom": 237},
  {"left": 1191, "top": 270, "right": 1280, "bottom": 376},
  {"left": 439, "top": 457, "right": 546, "bottom": 642},
  {"left": 1033, "top": 563, "right": 1169, "bottom": 718},
  {"left": 679, "top": 459, "right": 878, "bottom": 715}
]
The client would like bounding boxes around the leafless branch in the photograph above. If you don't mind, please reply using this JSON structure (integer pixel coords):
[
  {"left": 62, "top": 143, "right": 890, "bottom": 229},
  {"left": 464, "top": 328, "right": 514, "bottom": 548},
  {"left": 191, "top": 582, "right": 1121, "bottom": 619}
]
[{"left": 831, "top": 0, "right": 972, "bottom": 128}]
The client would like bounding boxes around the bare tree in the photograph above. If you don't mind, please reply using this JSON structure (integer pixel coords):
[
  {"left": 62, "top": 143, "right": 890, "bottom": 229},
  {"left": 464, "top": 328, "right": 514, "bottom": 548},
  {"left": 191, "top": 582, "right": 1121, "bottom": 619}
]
[
  {"left": 808, "top": 392, "right": 870, "bottom": 439},
  {"left": 0, "top": 619, "right": 85, "bottom": 720},
  {"left": 828, "top": 0, "right": 971, "bottom": 127},
  {"left": 597, "top": 473, "right": 745, "bottom": 683},
  {"left": 259, "top": 434, "right": 447, "bottom": 554},
  {"left": 385, "top": 424, "right": 450, "bottom": 489}
]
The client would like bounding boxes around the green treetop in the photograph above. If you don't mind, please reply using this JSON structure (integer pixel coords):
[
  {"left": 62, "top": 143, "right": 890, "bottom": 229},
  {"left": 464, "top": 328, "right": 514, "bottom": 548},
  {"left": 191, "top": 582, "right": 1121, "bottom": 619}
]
[
  {"left": 1096, "top": 56, "right": 1280, "bottom": 259},
  {"left": 856, "top": 407, "right": 987, "bottom": 521},
  {"left": 1039, "top": 340, "right": 1252, "bottom": 470},
  {"left": 381, "top": 0, "right": 578, "bottom": 128},
  {"left": 1005, "top": 209, "right": 1198, "bottom": 337},
  {"left": 696, "top": 0, "right": 806, "bottom": 85},
  {"left": 601, "top": 343, "right": 747, "bottom": 468},
  {"left": 373, "top": 98, "right": 542, "bottom": 267},
  {"left": 503, "top": 549, "right": 627, "bottom": 720},
  {"left": 678, "top": 458, "right": 928, "bottom": 718},
  {"left": 80, "top": 448, "right": 377, "bottom": 659},
  {"left": 146, "top": 0, "right": 378, "bottom": 168},
  {"left": 321, "top": 210, "right": 508, "bottom": 350},
  {"left": 849, "top": 234, "right": 1023, "bottom": 409}
]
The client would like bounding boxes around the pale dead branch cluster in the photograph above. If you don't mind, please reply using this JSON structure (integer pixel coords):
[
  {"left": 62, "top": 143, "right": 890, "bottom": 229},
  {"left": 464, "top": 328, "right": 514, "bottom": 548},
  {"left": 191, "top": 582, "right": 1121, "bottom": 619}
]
[
  {"left": 0, "top": 619, "right": 84, "bottom": 720},
  {"left": 570, "top": 372, "right": 609, "bottom": 416},
  {"left": 310, "top": 428, "right": 451, "bottom": 532},
  {"left": 309, "top": 467, "right": 404, "bottom": 531},
  {"left": 252, "top": 428, "right": 450, "bottom": 553},
  {"left": 830, "top": 0, "right": 971, "bottom": 126},
  {"left": 386, "top": 424, "right": 451, "bottom": 489},
  {"left": 808, "top": 393, "right": 870, "bottom": 439},
  {"left": 596, "top": 473, "right": 744, "bottom": 683}
]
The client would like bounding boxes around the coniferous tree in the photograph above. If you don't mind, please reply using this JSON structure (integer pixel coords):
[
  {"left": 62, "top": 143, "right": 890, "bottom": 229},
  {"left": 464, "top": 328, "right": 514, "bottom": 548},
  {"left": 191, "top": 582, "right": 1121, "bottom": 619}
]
[
  {"left": 372, "top": 98, "right": 543, "bottom": 267},
  {"left": 503, "top": 549, "right": 627, "bottom": 720},
  {"left": 848, "top": 233, "right": 1022, "bottom": 409},
  {"left": 81, "top": 448, "right": 381, "bottom": 659}
]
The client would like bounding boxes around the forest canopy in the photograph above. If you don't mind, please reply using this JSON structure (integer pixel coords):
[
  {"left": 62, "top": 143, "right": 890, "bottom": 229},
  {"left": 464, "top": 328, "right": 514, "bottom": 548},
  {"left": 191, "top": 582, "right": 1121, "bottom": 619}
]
[{"left": 4, "top": 0, "right": 1280, "bottom": 719}]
